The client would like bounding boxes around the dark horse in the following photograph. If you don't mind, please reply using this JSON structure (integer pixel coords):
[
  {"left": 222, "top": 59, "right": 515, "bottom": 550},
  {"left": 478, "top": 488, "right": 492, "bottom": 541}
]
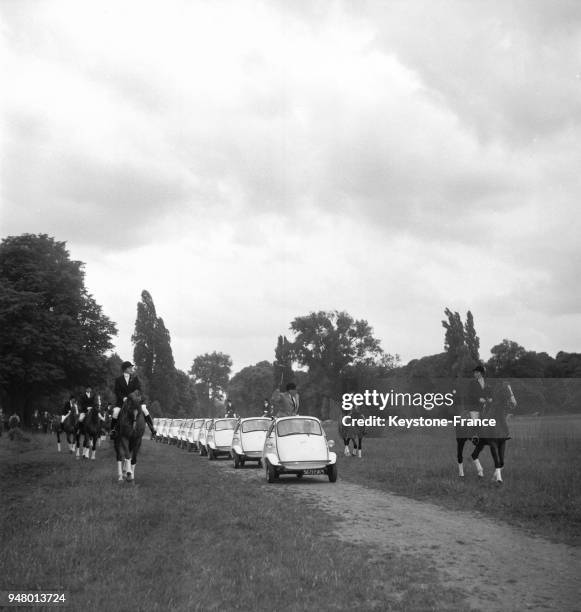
[
  {"left": 116, "top": 391, "right": 146, "bottom": 482},
  {"left": 338, "top": 407, "right": 366, "bottom": 458},
  {"left": 83, "top": 407, "right": 104, "bottom": 460},
  {"left": 55, "top": 408, "right": 77, "bottom": 453}
]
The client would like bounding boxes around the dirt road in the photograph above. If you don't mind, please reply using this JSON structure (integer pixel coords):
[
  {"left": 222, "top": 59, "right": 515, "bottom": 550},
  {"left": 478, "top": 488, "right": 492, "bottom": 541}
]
[{"left": 213, "top": 460, "right": 581, "bottom": 612}]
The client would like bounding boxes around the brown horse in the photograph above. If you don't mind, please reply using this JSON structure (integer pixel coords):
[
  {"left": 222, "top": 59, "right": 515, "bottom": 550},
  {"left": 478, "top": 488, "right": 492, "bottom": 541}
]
[
  {"left": 117, "top": 391, "right": 146, "bottom": 482},
  {"left": 338, "top": 407, "right": 366, "bottom": 458},
  {"left": 83, "top": 407, "right": 104, "bottom": 460},
  {"left": 56, "top": 407, "right": 77, "bottom": 453}
]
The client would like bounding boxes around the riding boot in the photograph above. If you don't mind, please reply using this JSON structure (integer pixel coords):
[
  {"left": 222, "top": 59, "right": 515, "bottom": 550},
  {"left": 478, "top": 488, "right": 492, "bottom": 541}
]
[{"left": 145, "top": 414, "right": 156, "bottom": 437}]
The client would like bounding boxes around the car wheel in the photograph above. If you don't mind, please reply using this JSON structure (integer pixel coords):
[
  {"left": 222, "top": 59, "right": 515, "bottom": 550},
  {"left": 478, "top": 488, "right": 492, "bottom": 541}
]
[
  {"left": 296, "top": 472, "right": 304, "bottom": 479},
  {"left": 327, "top": 464, "right": 338, "bottom": 483},
  {"left": 209, "top": 448, "right": 215, "bottom": 460},
  {"left": 234, "top": 453, "right": 240, "bottom": 469},
  {"left": 257, "top": 459, "right": 263, "bottom": 469},
  {"left": 265, "top": 460, "right": 276, "bottom": 483},
  {"left": 200, "top": 446, "right": 206, "bottom": 457},
  {"left": 240, "top": 458, "right": 245, "bottom": 467}
]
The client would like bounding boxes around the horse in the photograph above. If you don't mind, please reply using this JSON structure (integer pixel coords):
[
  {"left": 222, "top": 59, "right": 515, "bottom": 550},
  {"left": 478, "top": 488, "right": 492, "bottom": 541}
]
[
  {"left": 83, "top": 407, "right": 104, "bottom": 460},
  {"left": 56, "top": 408, "right": 77, "bottom": 453},
  {"left": 456, "top": 382, "right": 515, "bottom": 482},
  {"left": 116, "top": 391, "right": 146, "bottom": 482},
  {"left": 339, "top": 407, "right": 366, "bottom": 458}
]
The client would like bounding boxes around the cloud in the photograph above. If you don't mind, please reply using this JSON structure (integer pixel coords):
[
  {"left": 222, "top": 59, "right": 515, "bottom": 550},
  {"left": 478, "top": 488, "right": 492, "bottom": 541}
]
[{"left": 1, "top": 0, "right": 580, "bottom": 370}]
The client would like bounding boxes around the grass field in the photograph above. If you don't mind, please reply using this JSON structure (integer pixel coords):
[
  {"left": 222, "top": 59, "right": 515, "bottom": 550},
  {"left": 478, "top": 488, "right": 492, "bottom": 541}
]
[
  {"left": 0, "top": 432, "right": 469, "bottom": 612},
  {"left": 329, "top": 414, "right": 581, "bottom": 546}
]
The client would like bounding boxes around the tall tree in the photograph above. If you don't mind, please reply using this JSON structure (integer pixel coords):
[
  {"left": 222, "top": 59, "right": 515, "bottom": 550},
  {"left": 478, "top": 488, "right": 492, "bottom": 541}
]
[
  {"left": 442, "top": 308, "right": 479, "bottom": 376},
  {"left": 228, "top": 361, "right": 273, "bottom": 416},
  {"left": 0, "top": 234, "right": 117, "bottom": 421},
  {"left": 273, "top": 335, "right": 293, "bottom": 391},
  {"left": 131, "top": 291, "right": 177, "bottom": 413},
  {"left": 150, "top": 317, "right": 177, "bottom": 413},
  {"left": 190, "top": 352, "right": 232, "bottom": 403},
  {"left": 487, "top": 339, "right": 527, "bottom": 377},
  {"left": 464, "top": 311, "right": 480, "bottom": 363},
  {"left": 288, "top": 310, "right": 390, "bottom": 414},
  {"left": 132, "top": 290, "right": 157, "bottom": 383},
  {"left": 290, "top": 311, "right": 385, "bottom": 379}
]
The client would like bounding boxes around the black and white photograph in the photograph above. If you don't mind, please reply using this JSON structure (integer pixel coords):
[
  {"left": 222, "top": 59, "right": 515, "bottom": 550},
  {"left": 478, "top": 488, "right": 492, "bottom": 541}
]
[{"left": 1, "top": 1, "right": 580, "bottom": 610}]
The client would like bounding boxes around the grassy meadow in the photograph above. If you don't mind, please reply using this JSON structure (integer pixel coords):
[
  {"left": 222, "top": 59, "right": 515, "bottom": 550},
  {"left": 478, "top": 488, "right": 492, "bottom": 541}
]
[
  {"left": 328, "top": 414, "right": 581, "bottom": 546},
  {"left": 0, "top": 431, "right": 469, "bottom": 612}
]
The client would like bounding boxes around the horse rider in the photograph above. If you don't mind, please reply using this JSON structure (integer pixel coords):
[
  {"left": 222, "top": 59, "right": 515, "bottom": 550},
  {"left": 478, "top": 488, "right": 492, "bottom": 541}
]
[
  {"left": 471, "top": 380, "right": 515, "bottom": 484},
  {"left": 61, "top": 395, "right": 77, "bottom": 424},
  {"left": 225, "top": 399, "right": 235, "bottom": 418},
  {"left": 469, "top": 365, "right": 493, "bottom": 477},
  {"left": 110, "top": 361, "right": 156, "bottom": 439},
  {"left": 76, "top": 385, "right": 96, "bottom": 458},
  {"left": 276, "top": 382, "right": 300, "bottom": 417}
]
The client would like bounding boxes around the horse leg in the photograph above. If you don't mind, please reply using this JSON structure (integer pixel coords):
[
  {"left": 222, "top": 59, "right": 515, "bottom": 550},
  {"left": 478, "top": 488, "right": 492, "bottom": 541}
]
[
  {"left": 342, "top": 437, "right": 351, "bottom": 456},
  {"left": 114, "top": 438, "right": 125, "bottom": 481},
  {"left": 90, "top": 434, "right": 97, "bottom": 460},
  {"left": 356, "top": 435, "right": 363, "bottom": 458},
  {"left": 456, "top": 438, "right": 467, "bottom": 476},
  {"left": 130, "top": 436, "right": 142, "bottom": 482},
  {"left": 56, "top": 429, "right": 61, "bottom": 452},
  {"left": 497, "top": 438, "right": 506, "bottom": 470},
  {"left": 489, "top": 441, "right": 503, "bottom": 483},
  {"left": 120, "top": 438, "right": 132, "bottom": 481},
  {"left": 75, "top": 426, "right": 82, "bottom": 459},
  {"left": 84, "top": 430, "right": 92, "bottom": 458},
  {"left": 470, "top": 440, "right": 485, "bottom": 477}
]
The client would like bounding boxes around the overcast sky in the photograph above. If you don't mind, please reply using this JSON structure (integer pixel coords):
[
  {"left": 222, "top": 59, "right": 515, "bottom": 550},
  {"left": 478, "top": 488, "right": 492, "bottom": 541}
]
[{"left": 1, "top": 0, "right": 580, "bottom": 373}]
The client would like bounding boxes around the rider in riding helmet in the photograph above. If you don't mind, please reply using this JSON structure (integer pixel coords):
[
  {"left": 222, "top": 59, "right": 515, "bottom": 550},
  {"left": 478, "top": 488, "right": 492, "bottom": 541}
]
[{"left": 110, "top": 361, "right": 156, "bottom": 438}]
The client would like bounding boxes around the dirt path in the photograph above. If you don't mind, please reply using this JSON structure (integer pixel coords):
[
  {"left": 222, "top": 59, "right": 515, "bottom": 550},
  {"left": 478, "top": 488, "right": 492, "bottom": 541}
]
[{"left": 212, "top": 460, "right": 581, "bottom": 612}]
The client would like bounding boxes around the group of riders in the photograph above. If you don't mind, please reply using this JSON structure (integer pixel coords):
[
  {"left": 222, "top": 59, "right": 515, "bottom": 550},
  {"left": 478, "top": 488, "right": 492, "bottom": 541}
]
[{"left": 53, "top": 361, "right": 156, "bottom": 463}]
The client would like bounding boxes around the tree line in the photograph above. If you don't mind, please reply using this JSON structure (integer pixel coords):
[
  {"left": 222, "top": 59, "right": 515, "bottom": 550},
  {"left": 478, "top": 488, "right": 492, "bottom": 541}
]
[{"left": 1, "top": 234, "right": 579, "bottom": 424}]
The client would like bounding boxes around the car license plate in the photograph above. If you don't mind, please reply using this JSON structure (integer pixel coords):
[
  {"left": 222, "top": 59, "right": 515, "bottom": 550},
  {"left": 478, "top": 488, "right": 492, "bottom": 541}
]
[{"left": 303, "top": 468, "right": 325, "bottom": 475}]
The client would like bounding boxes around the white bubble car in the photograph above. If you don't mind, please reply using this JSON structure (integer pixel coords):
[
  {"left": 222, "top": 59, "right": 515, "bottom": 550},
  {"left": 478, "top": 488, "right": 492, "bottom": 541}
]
[
  {"left": 262, "top": 416, "right": 337, "bottom": 483},
  {"left": 198, "top": 418, "right": 213, "bottom": 456},
  {"left": 187, "top": 418, "right": 205, "bottom": 452},
  {"left": 206, "top": 418, "right": 238, "bottom": 460},
  {"left": 231, "top": 417, "right": 272, "bottom": 468}
]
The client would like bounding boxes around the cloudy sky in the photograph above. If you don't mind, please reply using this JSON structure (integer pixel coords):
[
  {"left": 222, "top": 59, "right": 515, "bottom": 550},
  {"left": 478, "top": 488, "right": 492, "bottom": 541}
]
[{"left": 1, "top": 0, "right": 580, "bottom": 373}]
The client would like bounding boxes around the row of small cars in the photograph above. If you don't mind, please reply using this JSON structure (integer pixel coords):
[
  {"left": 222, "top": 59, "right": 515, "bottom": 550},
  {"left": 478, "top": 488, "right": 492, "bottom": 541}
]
[{"left": 152, "top": 415, "right": 338, "bottom": 482}]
